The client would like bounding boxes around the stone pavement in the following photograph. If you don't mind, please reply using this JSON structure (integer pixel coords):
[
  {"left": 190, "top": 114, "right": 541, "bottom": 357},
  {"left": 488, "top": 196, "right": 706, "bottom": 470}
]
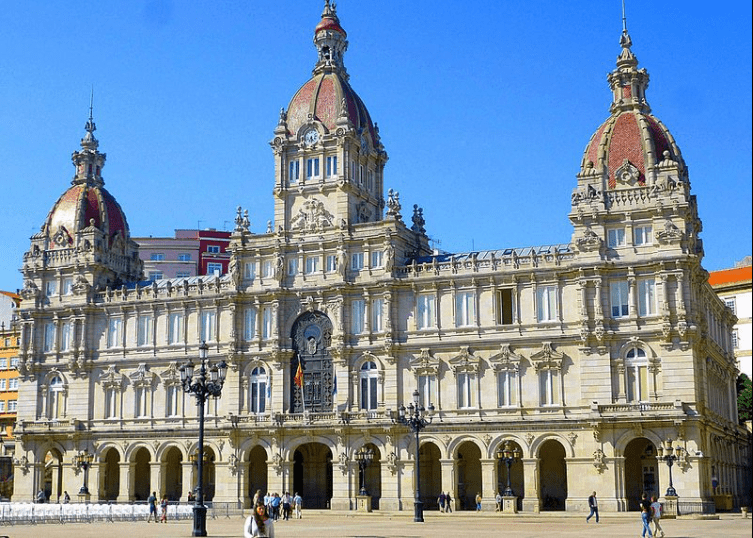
[{"left": 0, "top": 510, "right": 749, "bottom": 538}]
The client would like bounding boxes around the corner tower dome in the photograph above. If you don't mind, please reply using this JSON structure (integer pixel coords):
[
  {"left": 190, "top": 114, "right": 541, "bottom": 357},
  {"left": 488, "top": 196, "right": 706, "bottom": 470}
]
[
  {"left": 43, "top": 113, "right": 130, "bottom": 249},
  {"left": 581, "top": 29, "right": 687, "bottom": 188},
  {"left": 284, "top": 0, "right": 377, "bottom": 144}
]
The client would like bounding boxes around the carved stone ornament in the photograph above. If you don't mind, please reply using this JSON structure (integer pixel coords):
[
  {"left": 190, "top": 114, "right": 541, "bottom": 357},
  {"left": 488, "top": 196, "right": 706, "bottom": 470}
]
[
  {"left": 449, "top": 346, "right": 480, "bottom": 374},
  {"left": 409, "top": 348, "right": 440, "bottom": 377},
  {"left": 576, "top": 225, "right": 603, "bottom": 252},
  {"left": 488, "top": 344, "right": 522, "bottom": 373},
  {"left": 386, "top": 451, "right": 399, "bottom": 475},
  {"left": 290, "top": 198, "right": 335, "bottom": 232},
  {"left": 614, "top": 158, "right": 642, "bottom": 186},
  {"left": 529, "top": 342, "right": 564, "bottom": 372},
  {"left": 567, "top": 432, "right": 578, "bottom": 446},
  {"left": 593, "top": 448, "right": 607, "bottom": 473},
  {"left": 385, "top": 189, "right": 402, "bottom": 221},
  {"left": 655, "top": 219, "right": 684, "bottom": 245}
]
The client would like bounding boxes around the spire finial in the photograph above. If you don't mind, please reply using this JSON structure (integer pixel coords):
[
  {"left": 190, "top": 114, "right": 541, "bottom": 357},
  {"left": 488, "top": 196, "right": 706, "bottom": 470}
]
[
  {"left": 622, "top": 0, "right": 628, "bottom": 34},
  {"left": 85, "top": 86, "right": 96, "bottom": 135}
]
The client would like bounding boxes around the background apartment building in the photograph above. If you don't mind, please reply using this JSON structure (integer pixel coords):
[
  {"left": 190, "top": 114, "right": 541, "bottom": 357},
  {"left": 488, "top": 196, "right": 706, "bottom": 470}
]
[
  {"left": 710, "top": 257, "right": 752, "bottom": 378},
  {"left": 134, "top": 228, "right": 231, "bottom": 281}
]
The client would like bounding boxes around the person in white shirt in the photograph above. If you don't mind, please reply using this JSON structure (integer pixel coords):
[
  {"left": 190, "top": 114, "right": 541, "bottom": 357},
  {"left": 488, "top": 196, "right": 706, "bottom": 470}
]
[{"left": 244, "top": 502, "right": 275, "bottom": 538}]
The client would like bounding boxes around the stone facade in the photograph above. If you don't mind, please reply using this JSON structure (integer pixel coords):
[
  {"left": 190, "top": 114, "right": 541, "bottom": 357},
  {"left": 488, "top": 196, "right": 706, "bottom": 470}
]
[{"left": 12, "top": 2, "right": 750, "bottom": 512}]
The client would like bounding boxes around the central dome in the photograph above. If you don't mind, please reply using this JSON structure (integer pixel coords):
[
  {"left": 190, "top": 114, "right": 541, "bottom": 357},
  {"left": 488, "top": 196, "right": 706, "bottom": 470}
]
[{"left": 284, "top": 0, "right": 376, "bottom": 143}]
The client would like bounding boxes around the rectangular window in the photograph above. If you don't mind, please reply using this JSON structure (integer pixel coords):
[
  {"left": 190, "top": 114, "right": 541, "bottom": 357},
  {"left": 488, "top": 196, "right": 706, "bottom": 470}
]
[
  {"left": 8, "top": 400, "right": 17, "bottom": 412},
  {"left": 724, "top": 298, "right": 737, "bottom": 315},
  {"left": 326, "top": 155, "right": 338, "bottom": 177},
  {"left": 105, "top": 387, "right": 118, "bottom": 419},
  {"left": 200, "top": 311, "right": 216, "bottom": 343},
  {"left": 43, "top": 322, "right": 55, "bottom": 352},
  {"left": 178, "top": 253, "right": 192, "bottom": 261},
  {"left": 498, "top": 288, "right": 514, "bottom": 325},
  {"left": 371, "top": 250, "right": 383, "bottom": 268},
  {"left": 351, "top": 252, "right": 364, "bottom": 271},
  {"left": 244, "top": 308, "right": 257, "bottom": 341},
  {"left": 457, "top": 373, "right": 474, "bottom": 408},
  {"left": 305, "top": 256, "right": 319, "bottom": 274},
  {"left": 206, "top": 262, "right": 223, "bottom": 275},
  {"left": 498, "top": 371, "right": 516, "bottom": 407},
  {"left": 137, "top": 315, "right": 153, "bottom": 347},
  {"left": 262, "top": 307, "right": 273, "bottom": 339},
  {"left": 0, "top": 380, "right": 6, "bottom": 390},
  {"left": 732, "top": 329, "right": 739, "bottom": 349},
  {"left": 360, "top": 376, "right": 378, "bottom": 410},
  {"left": 135, "top": 387, "right": 148, "bottom": 418},
  {"left": 306, "top": 157, "right": 320, "bottom": 178},
  {"left": 367, "top": 169, "right": 374, "bottom": 192},
  {"left": 607, "top": 228, "right": 626, "bottom": 247},
  {"left": 168, "top": 313, "right": 183, "bottom": 344},
  {"left": 176, "top": 271, "right": 191, "bottom": 278},
  {"left": 150, "top": 253, "right": 165, "bottom": 261},
  {"left": 610, "top": 281, "right": 629, "bottom": 318},
  {"left": 9, "top": 378, "right": 18, "bottom": 391},
  {"left": 289, "top": 160, "right": 300, "bottom": 183},
  {"left": 206, "top": 245, "right": 220, "bottom": 253},
  {"left": 10, "top": 357, "right": 18, "bottom": 368},
  {"left": 251, "top": 380, "right": 267, "bottom": 413},
  {"left": 288, "top": 258, "right": 298, "bottom": 276},
  {"left": 537, "top": 285, "right": 558, "bottom": 322},
  {"left": 0, "top": 359, "right": 6, "bottom": 369},
  {"left": 456, "top": 291, "right": 476, "bottom": 327},
  {"left": 263, "top": 260, "right": 274, "bottom": 278},
  {"left": 166, "top": 385, "right": 179, "bottom": 417},
  {"left": 359, "top": 164, "right": 364, "bottom": 185},
  {"left": 634, "top": 225, "right": 653, "bottom": 246},
  {"left": 371, "top": 298, "right": 384, "bottom": 333},
  {"left": 148, "top": 271, "right": 163, "bottom": 282},
  {"left": 418, "top": 374, "right": 435, "bottom": 408},
  {"left": 627, "top": 366, "right": 648, "bottom": 402},
  {"left": 417, "top": 293, "right": 436, "bottom": 330},
  {"left": 45, "top": 280, "right": 57, "bottom": 297},
  {"left": 326, "top": 254, "right": 338, "bottom": 273},
  {"left": 351, "top": 299, "right": 365, "bottom": 334},
  {"left": 539, "top": 370, "right": 559, "bottom": 406},
  {"left": 244, "top": 262, "right": 256, "bottom": 280},
  {"left": 60, "top": 322, "right": 72, "bottom": 351},
  {"left": 0, "top": 401, "right": 5, "bottom": 412},
  {"left": 62, "top": 277, "right": 73, "bottom": 295},
  {"left": 108, "top": 318, "right": 122, "bottom": 348},
  {"left": 638, "top": 278, "right": 656, "bottom": 317}
]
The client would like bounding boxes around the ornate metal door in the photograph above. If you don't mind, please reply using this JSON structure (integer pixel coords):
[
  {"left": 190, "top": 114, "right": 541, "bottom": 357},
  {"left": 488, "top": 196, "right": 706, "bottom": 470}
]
[{"left": 291, "top": 311, "right": 333, "bottom": 412}]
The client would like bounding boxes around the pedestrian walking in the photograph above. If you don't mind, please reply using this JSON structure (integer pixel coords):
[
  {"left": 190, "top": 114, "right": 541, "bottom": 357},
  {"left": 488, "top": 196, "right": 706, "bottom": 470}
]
[
  {"left": 495, "top": 491, "right": 502, "bottom": 512},
  {"left": 438, "top": 492, "right": 446, "bottom": 513},
  {"left": 586, "top": 491, "right": 599, "bottom": 523},
  {"left": 160, "top": 495, "right": 168, "bottom": 523},
  {"left": 63, "top": 491, "right": 70, "bottom": 504},
  {"left": 650, "top": 496, "right": 665, "bottom": 538},
  {"left": 640, "top": 493, "right": 653, "bottom": 537},
  {"left": 271, "top": 492, "right": 281, "bottom": 520},
  {"left": 244, "top": 501, "right": 275, "bottom": 538},
  {"left": 282, "top": 492, "right": 292, "bottom": 520},
  {"left": 293, "top": 492, "right": 302, "bottom": 519},
  {"left": 475, "top": 492, "right": 482, "bottom": 512},
  {"left": 445, "top": 492, "right": 453, "bottom": 513},
  {"left": 147, "top": 491, "right": 158, "bottom": 522}
]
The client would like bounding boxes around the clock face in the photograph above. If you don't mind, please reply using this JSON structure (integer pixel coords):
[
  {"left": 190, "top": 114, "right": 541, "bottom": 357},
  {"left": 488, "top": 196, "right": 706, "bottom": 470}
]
[{"left": 303, "top": 129, "right": 320, "bottom": 146}]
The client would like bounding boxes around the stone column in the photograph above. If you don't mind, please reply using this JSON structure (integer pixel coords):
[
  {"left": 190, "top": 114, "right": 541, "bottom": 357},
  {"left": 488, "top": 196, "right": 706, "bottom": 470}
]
[
  {"left": 522, "top": 458, "right": 540, "bottom": 513},
  {"left": 150, "top": 461, "right": 162, "bottom": 497},
  {"left": 120, "top": 462, "right": 133, "bottom": 502},
  {"left": 480, "top": 458, "right": 497, "bottom": 511},
  {"left": 330, "top": 458, "right": 352, "bottom": 510}
]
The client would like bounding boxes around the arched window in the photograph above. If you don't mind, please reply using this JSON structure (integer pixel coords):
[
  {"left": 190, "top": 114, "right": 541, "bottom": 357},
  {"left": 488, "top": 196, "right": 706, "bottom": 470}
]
[
  {"left": 625, "top": 347, "right": 649, "bottom": 402},
  {"left": 48, "top": 375, "right": 65, "bottom": 419},
  {"left": 359, "top": 361, "right": 378, "bottom": 410},
  {"left": 250, "top": 366, "right": 268, "bottom": 414}
]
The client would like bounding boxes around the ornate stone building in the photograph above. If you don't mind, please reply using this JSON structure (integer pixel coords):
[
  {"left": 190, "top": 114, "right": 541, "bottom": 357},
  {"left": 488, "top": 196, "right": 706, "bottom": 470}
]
[{"left": 13, "top": 2, "right": 749, "bottom": 512}]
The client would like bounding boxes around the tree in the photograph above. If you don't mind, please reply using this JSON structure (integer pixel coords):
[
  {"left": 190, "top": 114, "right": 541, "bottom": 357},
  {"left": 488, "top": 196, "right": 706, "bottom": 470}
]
[{"left": 737, "top": 373, "right": 752, "bottom": 423}]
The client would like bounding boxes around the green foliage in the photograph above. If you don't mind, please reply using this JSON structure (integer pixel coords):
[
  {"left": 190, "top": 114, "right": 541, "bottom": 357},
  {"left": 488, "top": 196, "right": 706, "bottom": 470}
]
[{"left": 737, "top": 373, "right": 752, "bottom": 423}]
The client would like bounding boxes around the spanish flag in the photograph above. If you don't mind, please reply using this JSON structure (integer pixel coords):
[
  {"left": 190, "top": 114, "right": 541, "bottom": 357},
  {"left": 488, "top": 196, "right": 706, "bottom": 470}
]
[{"left": 294, "top": 360, "right": 304, "bottom": 388}]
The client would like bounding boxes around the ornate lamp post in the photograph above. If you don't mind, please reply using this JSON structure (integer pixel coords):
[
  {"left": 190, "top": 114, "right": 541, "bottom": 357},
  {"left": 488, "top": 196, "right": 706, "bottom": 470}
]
[
  {"left": 495, "top": 441, "right": 521, "bottom": 497},
  {"left": 73, "top": 450, "right": 94, "bottom": 496},
  {"left": 180, "top": 342, "right": 228, "bottom": 537},
  {"left": 394, "top": 389, "right": 434, "bottom": 523},
  {"left": 354, "top": 446, "right": 374, "bottom": 496},
  {"left": 657, "top": 438, "right": 682, "bottom": 497}
]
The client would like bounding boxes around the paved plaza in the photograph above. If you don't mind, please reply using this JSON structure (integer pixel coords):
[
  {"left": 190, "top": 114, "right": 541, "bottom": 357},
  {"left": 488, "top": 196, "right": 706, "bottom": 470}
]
[{"left": 0, "top": 511, "right": 749, "bottom": 538}]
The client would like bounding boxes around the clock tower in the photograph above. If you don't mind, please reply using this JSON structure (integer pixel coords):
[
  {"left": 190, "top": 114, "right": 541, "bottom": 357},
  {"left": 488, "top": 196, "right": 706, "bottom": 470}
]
[{"left": 270, "top": 0, "right": 388, "bottom": 234}]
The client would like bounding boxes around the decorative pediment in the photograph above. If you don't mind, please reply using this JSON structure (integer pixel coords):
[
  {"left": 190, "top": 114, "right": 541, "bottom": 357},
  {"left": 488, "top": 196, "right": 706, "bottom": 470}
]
[
  {"left": 129, "top": 363, "right": 154, "bottom": 386},
  {"left": 448, "top": 346, "right": 480, "bottom": 374},
  {"left": 290, "top": 198, "right": 335, "bottom": 232},
  {"left": 409, "top": 348, "right": 440, "bottom": 376},
  {"left": 529, "top": 342, "right": 564, "bottom": 371},
  {"left": 160, "top": 362, "right": 182, "bottom": 385},
  {"left": 99, "top": 364, "right": 124, "bottom": 388},
  {"left": 488, "top": 344, "right": 524, "bottom": 372}
]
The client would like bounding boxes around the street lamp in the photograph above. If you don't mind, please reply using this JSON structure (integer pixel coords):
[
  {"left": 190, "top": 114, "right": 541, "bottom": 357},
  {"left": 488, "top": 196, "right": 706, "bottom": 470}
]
[
  {"left": 495, "top": 441, "right": 521, "bottom": 497},
  {"left": 180, "top": 341, "right": 228, "bottom": 537},
  {"left": 354, "top": 446, "right": 374, "bottom": 496},
  {"left": 394, "top": 389, "right": 434, "bottom": 523},
  {"left": 657, "top": 438, "right": 682, "bottom": 497},
  {"left": 72, "top": 450, "right": 94, "bottom": 496}
]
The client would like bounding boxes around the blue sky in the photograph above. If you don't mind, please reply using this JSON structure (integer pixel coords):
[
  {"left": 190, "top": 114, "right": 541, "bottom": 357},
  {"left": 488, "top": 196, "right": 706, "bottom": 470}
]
[{"left": 0, "top": 1, "right": 750, "bottom": 291}]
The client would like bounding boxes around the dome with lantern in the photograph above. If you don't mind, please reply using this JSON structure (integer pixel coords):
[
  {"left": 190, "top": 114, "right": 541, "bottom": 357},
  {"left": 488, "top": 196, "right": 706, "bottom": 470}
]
[
  {"left": 42, "top": 114, "right": 131, "bottom": 251},
  {"left": 283, "top": 0, "right": 378, "bottom": 146},
  {"left": 580, "top": 29, "right": 687, "bottom": 189}
]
